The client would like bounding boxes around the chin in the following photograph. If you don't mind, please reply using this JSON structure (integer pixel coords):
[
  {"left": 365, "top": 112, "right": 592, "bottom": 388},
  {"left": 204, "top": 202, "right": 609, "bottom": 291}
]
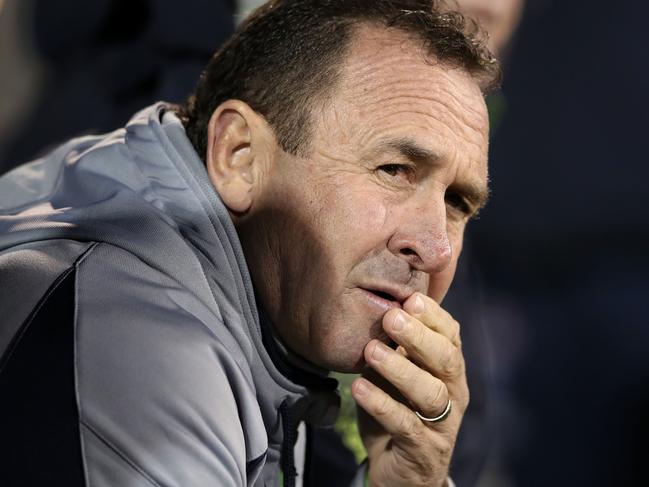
[
  {"left": 302, "top": 293, "right": 389, "bottom": 373},
  {"left": 329, "top": 353, "right": 367, "bottom": 374},
  {"left": 344, "top": 360, "right": 371, "bottom": 374},
  {"left": 304, "top": 338, "right": 364, "bottom": 373},
  {"left": 311, "top": 320, "right": 385, "bottom": 374},
  {"left": 317, "top": 355, "right": 366, "bottom": 374}
]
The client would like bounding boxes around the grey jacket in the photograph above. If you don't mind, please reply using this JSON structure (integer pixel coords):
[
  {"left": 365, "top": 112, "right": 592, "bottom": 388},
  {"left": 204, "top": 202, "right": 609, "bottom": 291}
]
[{"left": 0, "top": 104, "right": 356, "bottom": 486}]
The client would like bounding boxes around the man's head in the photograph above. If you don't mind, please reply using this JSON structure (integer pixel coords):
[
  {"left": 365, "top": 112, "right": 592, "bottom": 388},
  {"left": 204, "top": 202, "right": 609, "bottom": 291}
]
[
  {"left": 183, "top": 0, "right": 498, "bottom": 158},
  {"left": 181, "top": 0, "right": 499, "bottom": 372}
]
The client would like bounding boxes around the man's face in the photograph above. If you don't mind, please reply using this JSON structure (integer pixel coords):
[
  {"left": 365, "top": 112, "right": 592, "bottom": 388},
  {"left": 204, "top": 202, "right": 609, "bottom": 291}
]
[{"left": 239, "top": 26, "right": 489, "bottom": 372}]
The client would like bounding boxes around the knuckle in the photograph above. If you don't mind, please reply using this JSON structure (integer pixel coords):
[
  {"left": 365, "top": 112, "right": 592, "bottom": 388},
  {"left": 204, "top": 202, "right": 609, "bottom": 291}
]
[
  {"left": 448, "top": 377, "right": 470, "bottom": 414},
  {"left": 396, "top": 409, "right": 418, "bottom": 437},
  {"left": 423, "top": 380, "right": 446, "bottom": 409},
  {"left": 394, "top": 364, "right": 412, "bottom": 385},
  {"left": 390, "top": 358, "right": 412, "bottom": 385},
  {"left": 440, "top": 348, "right": 462, "bottom": 377},
  {"left": 374, "top": 394, "right": 392, "bottom": 418},
  {"left": 405, "top": 317, "right": 423, "bottom": 342},
  {"left": 450, "top": 319, "right": 461, "bottom": 344},
  {"left": 416, "top": 323, "right": 433, "bottom": 352},
  {"left": 434, "top": 437, "right": 453, "bottom": 458},
  {"left": 398, "top": 320, "right": 425, "bottom": 356}
]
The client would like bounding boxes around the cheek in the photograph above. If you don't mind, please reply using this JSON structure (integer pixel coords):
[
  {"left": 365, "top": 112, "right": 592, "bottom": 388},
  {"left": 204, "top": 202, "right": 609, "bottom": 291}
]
[{"left": 323, "top": 186, "right": 390, "bottom": 249}]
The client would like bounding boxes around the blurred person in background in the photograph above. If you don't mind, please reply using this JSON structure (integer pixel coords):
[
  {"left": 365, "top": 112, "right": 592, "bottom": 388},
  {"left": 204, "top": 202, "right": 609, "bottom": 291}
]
[{"left": 455, "top": 0, "right": 524, "bottom": 56}]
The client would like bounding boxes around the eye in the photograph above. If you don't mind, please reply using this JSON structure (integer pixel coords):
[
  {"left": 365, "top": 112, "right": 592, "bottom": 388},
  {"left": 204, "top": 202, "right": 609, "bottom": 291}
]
[
  {"left": 445, "top": 190, "right": 472, "bottom": 217},
  {"left": 377, "top": 163, "right": 412, "bottom": 178}
]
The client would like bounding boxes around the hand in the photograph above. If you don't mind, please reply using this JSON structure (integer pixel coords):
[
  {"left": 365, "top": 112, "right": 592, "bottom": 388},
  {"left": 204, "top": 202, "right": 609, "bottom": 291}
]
[{"left": 352, "top": 292, "right": 469, "bottom": 487}]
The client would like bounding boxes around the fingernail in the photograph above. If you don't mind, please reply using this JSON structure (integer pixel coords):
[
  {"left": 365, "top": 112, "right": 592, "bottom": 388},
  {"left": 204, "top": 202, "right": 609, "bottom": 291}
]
[
  {"left": 372, "top": 342, "right": 388, "bottom": 361},
  {"left": 411, "top": 294, "right": 425, "bottom": 314},
  {"left": 392, "top": 311, "right": 407, "bottom": 332},
  {"left": 354, "top": 379, "right": 370, "bottom": 396}
]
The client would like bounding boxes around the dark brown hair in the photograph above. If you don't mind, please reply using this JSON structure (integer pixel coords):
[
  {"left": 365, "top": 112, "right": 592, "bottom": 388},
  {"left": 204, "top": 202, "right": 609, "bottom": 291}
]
[{"left": 181, "top": 0, "right": 499, "bottom": 160}]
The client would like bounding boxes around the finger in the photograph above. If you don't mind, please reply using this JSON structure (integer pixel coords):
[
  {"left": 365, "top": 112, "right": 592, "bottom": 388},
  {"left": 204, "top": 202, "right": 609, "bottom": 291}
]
[
  {"left": 364, "top": 339, "right": 450, "bottom": 419},
  {"left": 351, "top": 376, "right": 425, "bottom": 443},
  {"left": 383, "top": 309, "right": 465, "bottom": 381},
  {"left": 402, "top": 292, "right": 461, "bottom": 347}
]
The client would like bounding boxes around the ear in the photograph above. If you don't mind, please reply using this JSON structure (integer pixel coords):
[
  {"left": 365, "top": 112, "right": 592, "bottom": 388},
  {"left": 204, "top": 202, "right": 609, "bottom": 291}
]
[{"left": 205, "top": 100, "right": 273, "bottom": 214}]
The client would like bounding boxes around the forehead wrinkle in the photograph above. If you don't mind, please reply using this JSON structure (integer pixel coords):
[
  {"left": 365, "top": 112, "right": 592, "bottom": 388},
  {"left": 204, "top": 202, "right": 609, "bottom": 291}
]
[
  {"left": 343, "top": 49, "right": 489, "bottom": 131},
  {"left": 352, "top": 100, "right": 487, "bottom": 162},
  {"left": 357, "top": 93, "right": 481, "bottom": 129},
  {"left": 345, "top": 68, "right": 488, "bottom": 134},
  {"left": 434, "top": 82, "right": 489, "bottom": 137},
  {"left": 343, "top": 41, "right": 481, "bottom": 93},
  {"left": 354, "top": 86, "right": 487, "bottom": 139},
  {"left": 313, "top": 24, "right": 489, "bottom": 175},
  {"left": 343, "top": 54, "right": 417, "bottom": 83}
]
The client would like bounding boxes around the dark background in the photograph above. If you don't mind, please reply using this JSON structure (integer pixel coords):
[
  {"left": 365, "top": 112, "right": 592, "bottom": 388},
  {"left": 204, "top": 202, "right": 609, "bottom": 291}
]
[{"left": 464, "top": 0, "right": 649, "bottom": 484}]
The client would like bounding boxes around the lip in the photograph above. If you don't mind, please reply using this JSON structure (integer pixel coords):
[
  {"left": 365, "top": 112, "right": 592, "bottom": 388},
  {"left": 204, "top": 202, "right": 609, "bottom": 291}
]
[
  {"left": 361, "top": 282, "right": 413, "bottom": 303},
  {"left": 359, "top": 288, "right": 401, "bottom": 314},
  {"left": 357, "top": 287, "right": 405, "bottom": 314}
]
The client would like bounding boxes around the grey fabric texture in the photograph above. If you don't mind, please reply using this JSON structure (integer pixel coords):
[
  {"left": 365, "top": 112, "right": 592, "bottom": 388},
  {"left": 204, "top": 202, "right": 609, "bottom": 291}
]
[{"left": 0, "top": 104, "right": 344, "bottom": 486}]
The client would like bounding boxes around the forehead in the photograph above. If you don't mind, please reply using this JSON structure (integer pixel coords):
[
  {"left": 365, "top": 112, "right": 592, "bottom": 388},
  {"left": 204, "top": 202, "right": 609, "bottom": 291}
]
[{"left": 317, "top": 24, "right": 489, "bottom": 179}]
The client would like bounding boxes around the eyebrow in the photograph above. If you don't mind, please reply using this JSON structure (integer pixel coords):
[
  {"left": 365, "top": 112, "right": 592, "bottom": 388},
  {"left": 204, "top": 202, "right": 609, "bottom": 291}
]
[
  {"left": 379, "top": 137, "right": 440, "bottom": 163},
  {"left": 378, "top": 136, "right": 491, "bottom": 212}
]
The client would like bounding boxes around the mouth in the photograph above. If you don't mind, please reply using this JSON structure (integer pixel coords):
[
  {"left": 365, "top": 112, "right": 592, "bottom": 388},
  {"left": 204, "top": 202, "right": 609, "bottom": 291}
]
[
  {"left": 370, "top": 289, "right": 400, "bottom": 302},
  {"left": 358, "top": 287, "right": 405, "bottom": 314}
]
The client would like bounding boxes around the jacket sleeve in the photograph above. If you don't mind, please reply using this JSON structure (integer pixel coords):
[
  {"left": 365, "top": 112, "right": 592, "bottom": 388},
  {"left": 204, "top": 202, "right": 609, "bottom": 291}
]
[
  {"left": 0, "top": 240, "right": 96, "bottom": 486},
  {"left": 1, "top": 238, "right": 264, "bottom": 486},
  {"left": 73, "top": 242, "right": 255, "bottom": 486}
]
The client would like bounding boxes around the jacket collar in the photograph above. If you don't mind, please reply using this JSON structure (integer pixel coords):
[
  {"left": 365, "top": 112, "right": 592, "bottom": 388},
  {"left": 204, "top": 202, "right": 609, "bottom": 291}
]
[{"left": 153, "top": 104, "right": 340, "bottom": 428}]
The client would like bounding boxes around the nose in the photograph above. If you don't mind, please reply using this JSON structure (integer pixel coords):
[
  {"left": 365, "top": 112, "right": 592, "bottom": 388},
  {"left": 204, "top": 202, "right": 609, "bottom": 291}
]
[{"left": 387, "top": 199, "right": 453, "bottom": 274}]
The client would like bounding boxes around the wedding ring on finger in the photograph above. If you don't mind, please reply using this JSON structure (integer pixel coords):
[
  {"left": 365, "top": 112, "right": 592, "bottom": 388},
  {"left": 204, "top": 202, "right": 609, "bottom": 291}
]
[{"left": 415, "top": 399, "right": 452, "bottom": 423}]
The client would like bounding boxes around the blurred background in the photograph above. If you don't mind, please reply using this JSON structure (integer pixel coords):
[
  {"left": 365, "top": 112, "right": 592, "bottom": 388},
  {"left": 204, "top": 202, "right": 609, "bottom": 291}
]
[
  {"left": 1, "top": 0, "right": 647, "bottom": 485},
  {"left": 469, "top": 0, "right": 649, "bottom": 485}
]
